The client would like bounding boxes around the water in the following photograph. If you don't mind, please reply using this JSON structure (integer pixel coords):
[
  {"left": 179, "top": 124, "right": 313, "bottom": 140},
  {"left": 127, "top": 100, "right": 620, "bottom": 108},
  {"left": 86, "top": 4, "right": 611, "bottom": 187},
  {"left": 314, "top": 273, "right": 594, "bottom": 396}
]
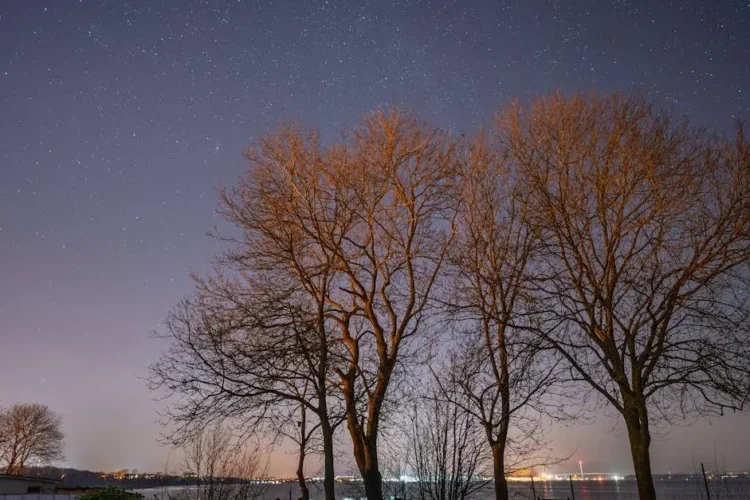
[
  {"left": 526, "top": 478, "right": 750, "bottom": 500},
  {"left": 5, "top": 479, "right": 747, "bottom": 500},
  {"left": 133, "top": 477, "right": 750, "bottom": 500}
]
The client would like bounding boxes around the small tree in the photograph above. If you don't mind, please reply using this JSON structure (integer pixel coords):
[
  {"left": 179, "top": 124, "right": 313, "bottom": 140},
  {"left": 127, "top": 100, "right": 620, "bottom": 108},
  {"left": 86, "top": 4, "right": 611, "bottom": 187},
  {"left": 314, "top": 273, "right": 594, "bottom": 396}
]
[
  {"left": 407, "top": 380, "right": 490, "bottom": 500},
  {"left": 503, "top": 91, "right": 750, "bottom": 500},
  {"left": 0, "top": 404, "right": 64, "bottom": 475},
  {"left": 181, "top": 423, "right": 267, "bottom": 500},
  {"left": 274, "top": 399, "right": 321, "bottom": 500}
]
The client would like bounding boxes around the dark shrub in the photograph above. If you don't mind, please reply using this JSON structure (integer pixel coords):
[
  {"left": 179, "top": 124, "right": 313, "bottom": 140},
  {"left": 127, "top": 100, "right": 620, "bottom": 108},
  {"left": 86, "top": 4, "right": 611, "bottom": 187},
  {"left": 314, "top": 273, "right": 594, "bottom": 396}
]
[{"left": 77, "top": 487, "right": 145, "bottom": 500}]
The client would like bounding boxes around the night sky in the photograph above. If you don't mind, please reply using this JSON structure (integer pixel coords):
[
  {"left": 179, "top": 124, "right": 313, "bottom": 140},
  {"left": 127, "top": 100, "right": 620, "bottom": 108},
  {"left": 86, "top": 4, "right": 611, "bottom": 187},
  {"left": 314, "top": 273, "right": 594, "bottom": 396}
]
[{"left": 1, "top": 0, "right": 749, "bottom": 476}]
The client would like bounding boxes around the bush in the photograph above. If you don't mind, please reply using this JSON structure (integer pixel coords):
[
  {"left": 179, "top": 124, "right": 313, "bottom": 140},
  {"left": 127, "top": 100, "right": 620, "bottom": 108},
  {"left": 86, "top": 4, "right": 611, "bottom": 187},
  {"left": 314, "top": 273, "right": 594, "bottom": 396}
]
[{"left": 77, "top": 487, "right": 145, "bottom": 500}]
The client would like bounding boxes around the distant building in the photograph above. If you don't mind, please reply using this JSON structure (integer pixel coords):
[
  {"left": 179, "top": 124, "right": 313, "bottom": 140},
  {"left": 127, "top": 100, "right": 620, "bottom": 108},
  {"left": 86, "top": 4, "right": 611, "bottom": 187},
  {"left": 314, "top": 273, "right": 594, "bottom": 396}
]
[
  {"left": 509, "top": 468, "right": 539, "bottom": 478},
  {"left": 0, "top": 474, "right": 58, "bottom": 494}
]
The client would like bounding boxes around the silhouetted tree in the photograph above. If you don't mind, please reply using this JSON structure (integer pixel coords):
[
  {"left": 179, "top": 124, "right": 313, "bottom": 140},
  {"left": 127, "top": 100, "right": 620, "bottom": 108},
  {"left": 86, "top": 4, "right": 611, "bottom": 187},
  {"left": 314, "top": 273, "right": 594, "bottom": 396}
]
[
  {"left": 150, "top": 267, "right": 343, "bottom": 500},
  {"left": 275, "top": 396, "right": 320, "bottom": 500},
  {"left": 181, "top": 423, "right": 266, "bottom": 500},
  {"left": 407, "top": 379, "right": 490, "bottom": 500}
]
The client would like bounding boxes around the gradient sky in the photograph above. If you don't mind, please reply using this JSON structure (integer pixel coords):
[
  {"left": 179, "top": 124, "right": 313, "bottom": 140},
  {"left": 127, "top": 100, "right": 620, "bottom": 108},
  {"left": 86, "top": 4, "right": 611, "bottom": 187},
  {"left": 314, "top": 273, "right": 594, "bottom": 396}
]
[{"left": 1, "top": 0, "right": 749, "bottom": 477}]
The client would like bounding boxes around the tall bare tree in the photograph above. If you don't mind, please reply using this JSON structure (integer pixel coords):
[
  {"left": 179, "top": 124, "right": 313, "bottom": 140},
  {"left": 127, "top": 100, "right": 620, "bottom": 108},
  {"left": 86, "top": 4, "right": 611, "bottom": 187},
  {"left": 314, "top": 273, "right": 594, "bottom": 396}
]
[
  {"left": 151, "top": 272, "right": 343, "bottom": 500},
  {"left": 155, "top": 274, "right": 348, "bottom": 496},
  {"left": 223, "top": 110, "right": 459, "bottom": 499},
  {"left": 151, "top": 122, "right": 356, "bottom": 500},
  {"left": 447, "top": 133, "right": 561, "bottom": 500},
  {"left": 501, "top": 92, "right": 750, "bottom": 500},
  {"left": 0, "top": 404, "right": 64, "bottom": 475},
  {"left": 322, "top": 111, "right": 459, "bottom": 499},
  {"left": 214, "top": 123, "right": 364, "bottom": 500}
]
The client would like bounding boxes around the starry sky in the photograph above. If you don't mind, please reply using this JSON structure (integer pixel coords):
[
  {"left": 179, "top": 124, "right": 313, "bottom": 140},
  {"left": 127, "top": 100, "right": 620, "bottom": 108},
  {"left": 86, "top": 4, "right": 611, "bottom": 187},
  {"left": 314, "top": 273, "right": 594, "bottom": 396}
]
[{"left": 1, "top": 0, "right": 749, "bottom": 477}]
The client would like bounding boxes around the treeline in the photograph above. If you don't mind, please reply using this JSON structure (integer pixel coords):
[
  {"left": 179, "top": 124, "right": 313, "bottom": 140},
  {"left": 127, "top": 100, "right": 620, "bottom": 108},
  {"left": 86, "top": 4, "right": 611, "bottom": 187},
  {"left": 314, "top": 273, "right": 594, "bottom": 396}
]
[
  {"left": 23, "top": 467, "right": 193, "bottom": 490},
  {"left": 150, "top": 92, "right": 750, "bottom": 500}
]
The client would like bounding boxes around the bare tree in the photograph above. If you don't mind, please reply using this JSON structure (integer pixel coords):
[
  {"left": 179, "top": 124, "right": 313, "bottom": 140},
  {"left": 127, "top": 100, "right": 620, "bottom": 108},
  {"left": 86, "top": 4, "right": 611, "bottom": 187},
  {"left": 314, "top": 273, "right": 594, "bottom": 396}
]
[
  {"left": 322, "top": 111, "right": 459, "bottom": 499},
  {"left": 407, "top": 379, "right": 490, "bottom": 500},
  {"left": 447, "top": 133, "right": 562, "bottom": 500},
  {"left": 150, "top": 271, "right": 343, "bottom": 500},
  {"left": 501, "top": 91, "right": 750, "bottom": 500},
  {"left": 151, "top": 122, "right": 355, "bottom": 500},
  {"left": 210, "top": 123, "right": 370, "bottom": 500},
  {"left": 0, "top": 415, "right": 7, "bottom": 467},
  {"left": 216, "top": 110, "right": 459, "bottom": 499},
  {"left": 181, "top": 423, "right": 267, "bottom": 500},
  {"left": 275, "top": 398, "right": 321, "bottom": 500},
  {"left": 0, "top": 404, "right": 64, "bottom": 475}
]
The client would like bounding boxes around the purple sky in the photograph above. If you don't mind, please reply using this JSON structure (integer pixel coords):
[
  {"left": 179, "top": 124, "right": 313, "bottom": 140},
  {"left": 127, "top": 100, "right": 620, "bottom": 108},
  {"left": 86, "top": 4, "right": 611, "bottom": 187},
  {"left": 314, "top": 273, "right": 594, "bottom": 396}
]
[{"left": 1, "top": 0, "right": 749, "bottom": 477}]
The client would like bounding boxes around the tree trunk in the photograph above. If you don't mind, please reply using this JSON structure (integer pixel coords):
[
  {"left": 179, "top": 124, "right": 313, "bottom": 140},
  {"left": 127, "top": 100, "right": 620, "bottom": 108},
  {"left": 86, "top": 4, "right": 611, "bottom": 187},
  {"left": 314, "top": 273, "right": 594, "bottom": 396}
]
[
  {"left": 351, "top": 428, "right": 383, "bottom": 500},
  {"left": 316, "top": 300, "right": 336, "bottom": 500},
  {"left": 346, "top": 395, "right": 384, "bottom": 500},
  {"left": 296, "top": 443, "right": 310, "bottom": 500},
  {"left": 5, "top": 446, "right": 18, "bottom": 475},
  {"left": 362, "top": 464, "right": 384, "bottom": 500},
  {"left": 624, "top": 406, "right": 656, "bottom": 500},
  {"left": 491, "top": 441, "right": 509, "bottom": 500},
  {"left": 319, "top": 418, "right": 336, "bottom": 500}
]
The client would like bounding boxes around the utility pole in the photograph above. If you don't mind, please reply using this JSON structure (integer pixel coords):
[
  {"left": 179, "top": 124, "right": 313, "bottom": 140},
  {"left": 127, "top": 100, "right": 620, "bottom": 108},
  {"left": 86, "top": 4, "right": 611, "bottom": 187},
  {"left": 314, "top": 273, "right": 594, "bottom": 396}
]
[
  {"left": 701, "top": 463, "right": 711, "bottom": 500},
  {"left": 569, "top": 475, "right": 576, "bottom": 500}
]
